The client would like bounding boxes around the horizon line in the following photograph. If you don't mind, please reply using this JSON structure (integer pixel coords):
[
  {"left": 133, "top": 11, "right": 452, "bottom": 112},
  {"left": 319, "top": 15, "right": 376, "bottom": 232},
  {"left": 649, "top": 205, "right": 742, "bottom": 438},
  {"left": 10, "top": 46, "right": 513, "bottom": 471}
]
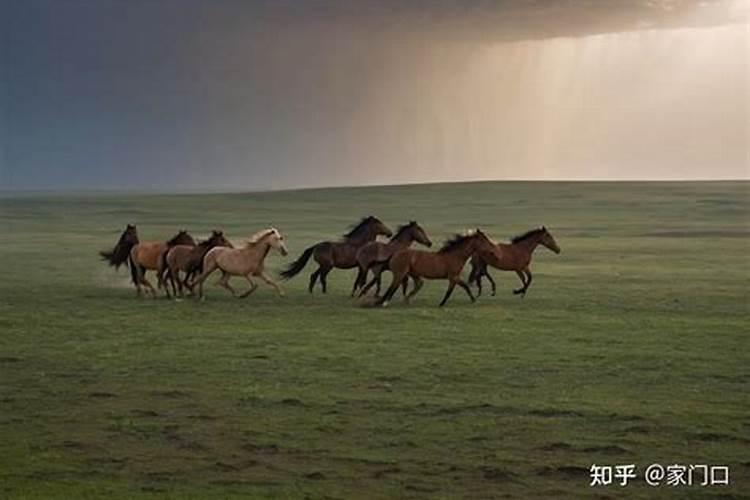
[{"left": 1, "top": 178, "right": 748, "bottom": 198}]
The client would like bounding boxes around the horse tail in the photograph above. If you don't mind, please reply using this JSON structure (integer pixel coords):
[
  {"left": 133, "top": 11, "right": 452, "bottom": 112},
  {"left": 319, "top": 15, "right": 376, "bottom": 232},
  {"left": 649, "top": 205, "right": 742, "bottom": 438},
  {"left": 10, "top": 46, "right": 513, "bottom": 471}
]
[
  {"left": 280, "top": 244, "right": 317, "bottom": 280},
  {"left": 100, "top": 239, "right": 136, "bottom": 270},
  {"left": 99, "top": 249, "right": 116, "bottom": 264},
  {"left": 128, "top": 254, "right": 139, "bottom": 285}
]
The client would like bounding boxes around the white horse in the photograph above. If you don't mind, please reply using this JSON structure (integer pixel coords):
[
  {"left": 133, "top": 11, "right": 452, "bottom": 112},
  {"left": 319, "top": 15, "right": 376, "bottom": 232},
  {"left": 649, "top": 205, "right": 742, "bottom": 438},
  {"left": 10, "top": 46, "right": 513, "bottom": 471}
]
[{"left": 194, "top": 228, "right": 288, "bottom": 300}]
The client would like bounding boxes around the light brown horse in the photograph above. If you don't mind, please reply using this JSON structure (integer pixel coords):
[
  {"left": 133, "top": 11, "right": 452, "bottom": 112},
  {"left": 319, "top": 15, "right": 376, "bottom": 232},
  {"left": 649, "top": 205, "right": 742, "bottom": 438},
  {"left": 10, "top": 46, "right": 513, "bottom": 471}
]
[
  {"left": 377, "top": 229, "right": 497, "bottom": 307},
  {"left": 162, "top": 230, "right": 234, "bottom": 298},
  {"left": 468, "top": 226, "right": 560, "bottom": 297},
  {"left": 100, "top": 224, "right": 139, "bottom": 270},
  {"left": 351, "top": 221, "right": 432, "bottom": 298},
  {"left": 129, "top": 230, "right": 195, "bottom": 298},
  {"left": 280, "top": 216, "right": 392, "bottom": 293},
  {"left": 194, "top": 228, "right": 288, "bottom": 300}
]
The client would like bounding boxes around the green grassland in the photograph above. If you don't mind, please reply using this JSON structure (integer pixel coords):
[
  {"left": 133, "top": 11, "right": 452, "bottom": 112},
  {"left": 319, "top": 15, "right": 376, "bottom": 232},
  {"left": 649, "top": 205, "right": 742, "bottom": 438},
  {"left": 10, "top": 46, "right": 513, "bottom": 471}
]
[{"left": 0, "top": 181, "right": 748, "bottom": 499}]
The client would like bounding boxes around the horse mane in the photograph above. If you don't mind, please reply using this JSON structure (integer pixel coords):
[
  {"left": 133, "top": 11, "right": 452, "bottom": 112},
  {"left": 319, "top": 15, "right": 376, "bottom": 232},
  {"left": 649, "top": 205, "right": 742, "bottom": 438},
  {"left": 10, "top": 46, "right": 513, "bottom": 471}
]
[
  {"left": 245, "top": 228, "right": 276, "bottom": 246},
  {"left": 390, "top": 221, "right": 415, "bottom": 241},
  {"left": 343, "top": 216, "right": 377, "bottom": 239},
  {"left": 511, "top": 228, "right": 544, "bottom": 244},
  {"left": 438, "top": 231, "right": 476, "bottom": 253}
]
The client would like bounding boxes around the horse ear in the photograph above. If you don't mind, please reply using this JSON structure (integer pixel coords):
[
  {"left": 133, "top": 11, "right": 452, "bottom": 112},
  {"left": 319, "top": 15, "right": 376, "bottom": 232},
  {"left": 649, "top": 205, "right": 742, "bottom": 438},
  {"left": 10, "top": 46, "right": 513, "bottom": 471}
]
[{"left": 542, "top": 225, "right": 546, "bottom": 231}]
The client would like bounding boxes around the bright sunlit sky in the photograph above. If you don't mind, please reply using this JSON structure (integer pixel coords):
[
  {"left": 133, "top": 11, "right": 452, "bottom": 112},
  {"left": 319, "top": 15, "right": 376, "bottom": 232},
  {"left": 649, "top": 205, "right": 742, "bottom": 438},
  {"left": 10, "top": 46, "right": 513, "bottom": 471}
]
[{"left": 2, "top": 0, "right": 748, "bottom": 191}]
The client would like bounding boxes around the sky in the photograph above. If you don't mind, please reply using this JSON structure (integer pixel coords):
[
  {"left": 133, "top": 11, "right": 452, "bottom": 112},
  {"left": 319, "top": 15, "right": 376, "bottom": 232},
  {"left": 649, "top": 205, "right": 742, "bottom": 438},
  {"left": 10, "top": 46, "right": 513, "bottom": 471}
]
[{"left": 1, "top": 0, "right": 748, "bottom": 192}]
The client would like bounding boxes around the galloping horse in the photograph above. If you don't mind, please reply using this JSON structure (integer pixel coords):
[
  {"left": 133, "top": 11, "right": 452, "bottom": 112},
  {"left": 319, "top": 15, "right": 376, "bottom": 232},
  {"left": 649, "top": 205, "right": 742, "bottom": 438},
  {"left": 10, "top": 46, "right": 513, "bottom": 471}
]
[
  {"left": 129, "top": 230, "right": 195, "bottom": 298},
  {"left": 280, "top": 216, "right": 392, "bottom": 293},
  {"left": 351, "top": 221, "right": 432, "bottom": 298},
  {"left": 194, "top": 228, "right": 288, "bottom": 300},
  {"left": 162, "top": 230, "right": 233, "bottom": 298},
  {"left": 100, "top": 224, "right": 139, "bottom": 270},
  {"left": 468, "top": 226, "right": 560, "bottom": 297},
  {"left": 377, "top": 229, "right": 496, "bottom": 307}
]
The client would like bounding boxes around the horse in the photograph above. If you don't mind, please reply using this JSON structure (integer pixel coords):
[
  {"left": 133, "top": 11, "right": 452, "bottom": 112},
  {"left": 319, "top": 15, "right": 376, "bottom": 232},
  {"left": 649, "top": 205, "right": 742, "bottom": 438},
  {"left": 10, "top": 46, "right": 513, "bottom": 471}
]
[
  {"left": 128, "top": 230, "right": 196, "bottom": 298},
  {"left": 280, "top": 216, "right": 392, "bottom": 293},
  {"left": 162, "top": 230, "right": 234, "bottom": 298},
  {"left": 100, "top": 224, "right": 139, "bottom": 270},
  {"left": 351, "top": 221, "right": 432, "bottom": 298},
  {"left": 468, "top": 226, "right": 560, "bottom": 297},
  {"left": 194, "top": 228, "right": 288, "bottom": 300},
  {"left": 377, "top": 229, "right": 497, "bottom": 307}
]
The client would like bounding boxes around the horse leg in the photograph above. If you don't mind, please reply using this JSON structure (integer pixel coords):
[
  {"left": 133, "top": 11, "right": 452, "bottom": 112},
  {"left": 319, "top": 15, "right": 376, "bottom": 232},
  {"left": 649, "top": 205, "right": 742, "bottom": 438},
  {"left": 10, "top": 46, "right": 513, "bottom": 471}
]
[
  {"left": 156, "top": 259, "right": 167, "bottom": 292},
  {"left": 475, "top": 274, "right": 483, "bottom": 296},
  {"left": 358, "top": 274, "right": 378, "bottom": 298},
  {"left": 166, "top": 268, "right": 175, "bottom": 297},
  {"left": 404, "top": 276, "right": 423, "bottom": 304},
  {"left": 374, "top": 271, "right": 384, "bottom": 297},
  {"left": 184, "top": 270, "right": 197, "bottom": 295},
  {"left": 522, "top": 268, "right": 532, "bottom": 295},
  {"left": 308, "top": 268, "right": 321, "bottom": 294},
  {"left": 378, "top": 270, "right": 407, "bottom": 307},
  {"left": 258, "top": 271, "right": 285, "bottom": 297},
  {"left": 133, "top": 264, "right": 144, "bottom": 297},
  {"left": 194, "top": 262, "right": 218, "bottom": 300},
  {"left": 171, "top": 270, "right": 182, "bottom": 298},
  {"left": 239, "top": 274, "right": 258, "bottom": 299},
  {"left": 456, "top": 279, "right": 476, "bottom": 303},
  {"left": 217, "top": 271, "right": 238, "bottom": 297},
  {"left": 486, "top": 270, "right": 497, "bottom": 296},
  {"left": 439, "top": 281, "right": 458, "bottom": 307},
  {"left": 166, "top": 268, "right": 178, "bottom": 298},
  {"left": 351, "top": 265, "right": 366, "bottom": 297},
  {"left": 470, "top": 261, "right": 483, "bottom": 296},
  {"left": 140, "top": 271, "right": 158, "bottom": 299},
  {"left": 319, "top": 267, "right": 332, "bottom": 294},
  {"left": 513, "top": 270, "right": 528, "bottom": 296}
]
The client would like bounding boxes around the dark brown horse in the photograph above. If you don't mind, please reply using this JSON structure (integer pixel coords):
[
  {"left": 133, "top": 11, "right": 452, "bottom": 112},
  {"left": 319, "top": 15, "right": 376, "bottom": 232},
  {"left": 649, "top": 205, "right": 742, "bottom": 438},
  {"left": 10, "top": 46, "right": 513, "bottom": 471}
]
[
  {"left": 162, "top": 230, "right": 234, "bottom": 298},
  {"left": 129, "top": 230, "right": 196, "bottom": 298},
  {"left": 377, "top": 229, "right": 496, "bottom": 307},
  {"left": 351, "top": 221, "right": 432, "bottom": 298},
  {"left": 468, "top": 226, "right": 560, "bottom": 297},
  {"left": 280, "top": 216, "right": 392, "bottom": 293},
  {"left": 100, "top": 224, "right": 139, "bottom": 269}
]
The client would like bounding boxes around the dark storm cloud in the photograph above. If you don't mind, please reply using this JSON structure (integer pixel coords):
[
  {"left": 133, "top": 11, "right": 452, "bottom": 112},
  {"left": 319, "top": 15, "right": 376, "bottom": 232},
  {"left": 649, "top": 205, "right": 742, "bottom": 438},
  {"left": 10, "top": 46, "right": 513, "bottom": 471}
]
[{"left": 1, "top": 0, "right": 747, "bottom": 191}]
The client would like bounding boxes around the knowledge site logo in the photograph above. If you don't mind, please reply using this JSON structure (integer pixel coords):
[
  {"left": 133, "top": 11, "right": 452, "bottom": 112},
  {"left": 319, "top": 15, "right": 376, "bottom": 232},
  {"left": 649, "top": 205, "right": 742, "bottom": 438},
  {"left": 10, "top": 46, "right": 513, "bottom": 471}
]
[{"left": 590, "top": 464, "right": 730, "bottom": 487}]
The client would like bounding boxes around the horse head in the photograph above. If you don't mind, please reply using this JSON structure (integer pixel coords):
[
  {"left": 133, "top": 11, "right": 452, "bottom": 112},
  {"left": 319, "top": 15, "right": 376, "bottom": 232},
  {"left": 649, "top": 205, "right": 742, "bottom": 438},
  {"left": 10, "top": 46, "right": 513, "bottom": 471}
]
[
  {"left": 267, "top": 228, "right": 288, "bottom": 256},
  {"left": 168, "top": 230, "right": 196, "bottom": 247},
  {"left": 539, "top": 226, "right": 561, "bottom": 254},
  {"left": 210, "top": 229, "right": 234, "bottom": 248},
  {"left": 369, "top": 216, "right": 393, "bottom": 239},
  {"left": 411, "top": 221, "right": 432, "bottom": 247}
]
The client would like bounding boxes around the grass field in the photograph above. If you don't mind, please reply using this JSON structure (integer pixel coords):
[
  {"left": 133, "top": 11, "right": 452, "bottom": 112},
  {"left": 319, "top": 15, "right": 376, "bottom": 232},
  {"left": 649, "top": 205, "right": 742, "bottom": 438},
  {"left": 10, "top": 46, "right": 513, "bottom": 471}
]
[{"left": 1, "top": 181, "right": 748, "bottom": 499}]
